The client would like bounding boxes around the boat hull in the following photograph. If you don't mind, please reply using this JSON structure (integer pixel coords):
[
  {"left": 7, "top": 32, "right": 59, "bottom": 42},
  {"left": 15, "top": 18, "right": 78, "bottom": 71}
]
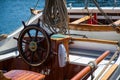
[
  {"left": 0, "top": 9, "right": 120, "bottom": 80},
  {"left": 70, "top": 30, "right": 120, "bottom": 44}
]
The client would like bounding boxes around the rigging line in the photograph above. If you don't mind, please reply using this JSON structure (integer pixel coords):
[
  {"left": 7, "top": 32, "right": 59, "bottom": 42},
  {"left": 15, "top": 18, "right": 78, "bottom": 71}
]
[
  {"left": 95, "top": 47, "right": 120, "bottom": 80},
  {"left": 84, "top": 0, "right": 91, "bottom": 17},
  {"left": 90, "top": 9, "right": 104, "bottom": 25},
  {"left": 67, "top": 3, "right": 72, "bottom": 35},
  {"left": 91, "top": 17, "right": 103, "bottom": 25},
  {"left": 33, "top": 0, "right": 40, "bottom": 9},
  {"left": 113, "top": 0, "right": 117, "bottom": 8},
  {"left": 26, "top": 15, "right": 33, "bottom": 25},
  {"left": 84, "top": 0, "right": 103, "bottom": 25},
  {"left": 84, "top": 0, "right": 89, "bottom": 9},
  {"left": 92, "top": 0, "right": 117, "bottom": 28},
  {"left": 26, "top": 0, "right": 40, "bottom": 25}
]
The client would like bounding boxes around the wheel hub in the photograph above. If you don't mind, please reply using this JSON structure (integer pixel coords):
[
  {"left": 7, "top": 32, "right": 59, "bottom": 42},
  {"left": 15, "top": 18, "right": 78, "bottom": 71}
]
[{"left": 29, "top": 41, "right": 37, "bottom": 52}]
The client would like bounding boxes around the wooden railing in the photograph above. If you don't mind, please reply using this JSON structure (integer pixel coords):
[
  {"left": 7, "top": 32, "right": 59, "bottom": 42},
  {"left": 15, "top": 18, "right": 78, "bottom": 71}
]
[
  {"left": 71, "top": 50, "right": 110, "bottom": 80},
  {"left": 69, "top": 23, "right": 115, "bottom": 31},
  {"left": 71, "top": 37, "right": 119, "bottom": 45}
]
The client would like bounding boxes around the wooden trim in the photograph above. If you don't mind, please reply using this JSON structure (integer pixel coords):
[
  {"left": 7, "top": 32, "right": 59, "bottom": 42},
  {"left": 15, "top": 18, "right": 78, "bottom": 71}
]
[
  {"left": 30, "top": 8, "right": 42, "bottom": 15},
  {"left": 110, "top": 19, "right": 120, "bottom": 26},
  {"left": 4, "top": 70, "right": 45, "bottom": 80},
  {"left": 71, "top": 51, "right": 110, "bottom": 80},
  {"left": 71, "top": 37, "right": 119, "bottom": 45},
  {"left": 101, "top": 64, "right": 118, "bottom": 80},
  {"left": 51, "top": 36, "right": 71, "bottom": 61},
  {"left": 70, "top": 16, "right": 92, "bottom": 24},
  {"left": 69, "top": 23, "right": 116, "bottom": 31}
]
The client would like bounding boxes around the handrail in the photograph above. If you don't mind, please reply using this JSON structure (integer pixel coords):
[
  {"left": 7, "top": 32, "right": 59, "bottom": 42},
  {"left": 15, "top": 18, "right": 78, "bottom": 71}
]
[
  {"left": 71, "top": 37, "right": 118, "bottom": 45},
  {"left": 71, "top": 50, "right": 110, "bottom": 80},
  {"left": 69, "top": 23, "right": 115, "bottom": 31}
]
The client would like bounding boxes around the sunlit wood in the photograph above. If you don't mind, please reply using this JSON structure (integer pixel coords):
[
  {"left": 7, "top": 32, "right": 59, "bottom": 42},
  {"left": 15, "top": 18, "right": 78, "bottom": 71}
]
[
  {"left": 69, "top": 23, "right": 116, "bottom": 31},
  {"left": 101, "top": 64, "right": 118, "bottom": 80},
  {"left": 71, "top": 37, "right": 119, "bottom": 45},
  {"left": 71, "top": 16, "right": 93, "bottom": 24}
]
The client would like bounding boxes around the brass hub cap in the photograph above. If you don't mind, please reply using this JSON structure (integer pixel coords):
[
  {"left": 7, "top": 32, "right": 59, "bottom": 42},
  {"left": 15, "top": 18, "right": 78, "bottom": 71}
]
[{"left": 29, "top": 41, "right": 37, "bottom": 52}]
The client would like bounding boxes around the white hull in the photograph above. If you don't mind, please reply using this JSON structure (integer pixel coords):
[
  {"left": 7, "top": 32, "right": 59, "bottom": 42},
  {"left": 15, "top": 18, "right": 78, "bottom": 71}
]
[
  {"left": 0, "top": 6, "right": 120, "bottom": 80},
  {"left": 68, "top": 7, "right": 120, "bottom": 20},
  {"left": 1, "top": 7, "right": 120, "bottom": 54},
  {"left": 0, "top": 13, "right": 42, "bottom": 54},
  {"left": 70, "top": 30, "right": 120, "bottom": 43}
]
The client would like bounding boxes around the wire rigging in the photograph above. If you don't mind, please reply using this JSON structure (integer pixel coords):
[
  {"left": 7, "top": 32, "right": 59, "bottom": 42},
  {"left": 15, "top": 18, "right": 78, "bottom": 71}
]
[
  {"left": 27, "top": 0, "right": 40, "bottom": 25},
  {"left": 84, "top": 0, "right": 103, "bottom": 25},
  {"left": 84, "top": 0, "right": 119, "bottom": 27},
  {"left": 92, "top": 0, "right": 117, "bottom": 27}
]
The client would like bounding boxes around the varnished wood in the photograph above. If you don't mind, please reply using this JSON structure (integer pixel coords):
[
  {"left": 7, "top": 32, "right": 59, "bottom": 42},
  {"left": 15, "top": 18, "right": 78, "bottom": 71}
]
[
  {"left": 0, "top": 34, "right": 7, "bottom": 41},
  {"left": 51, "top": 35, "right": 71, "bottom": 61},
  {"left": 110, "top": 19, "right": 120, "bottom": 26},
  {"left": 30, "top": 8, "right": 42, "bottom": 15},
  {"left": 71, "top": 37, "right": 119, "bottom": 45},
  {"left": 69, "top": 23, "right": 116, "bottom": 31},
  {"left": 71, "top": 16, "right": 93, "bottom": 24},
  {"left": 0, "top": 70, "right": 11, "bottom": 80},
  {"left": 71, "top": 50, "right": 110, "bottom": 80},
  {"left": 4, "top": 70, "right": 45, "bottom": 80},
  {"left": 101, "top": 64, "right": 118, "bottom": 80}
]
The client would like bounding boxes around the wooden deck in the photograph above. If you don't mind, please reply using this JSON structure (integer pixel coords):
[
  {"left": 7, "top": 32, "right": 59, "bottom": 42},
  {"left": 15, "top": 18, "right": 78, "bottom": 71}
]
[{"left": 4, "top": 70, "right": 45, "bottom": 80}]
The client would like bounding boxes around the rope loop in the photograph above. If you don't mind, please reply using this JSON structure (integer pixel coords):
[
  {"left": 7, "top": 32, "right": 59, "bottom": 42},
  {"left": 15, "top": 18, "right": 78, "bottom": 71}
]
[
  {"left": 42, "top": 0, "right": 69, "bottom": 34},
  {"left": 88, "top": 61, "right": 97, "bottom": 70}
]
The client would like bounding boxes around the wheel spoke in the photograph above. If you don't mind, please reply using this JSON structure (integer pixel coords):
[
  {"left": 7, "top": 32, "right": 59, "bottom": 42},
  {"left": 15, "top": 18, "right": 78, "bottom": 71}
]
[
  {"left": 26, "top": 51, "right": 31, "bottom": 58},
  {"left": 30, "top": 52, "right": 35, "bottom": 63},
  {"left": 37, "top": 37, "right": 45, "bottom": 43},
  {"left": 35, "top": 30, "right": 38, "bottom": 41},
  {"left": 22, "top": 49, "right": 31, "bottom": 58},
  {"left": 38, "top": 46, "right": 46, "bottom": 52},
  {"left": 35, "top": 50, "right": 42, "bottom": 61},
  {"left": 27, "top": 31, "right": 32, "bottom": 40},
  {"left": 22, "top": 40, "right": 29, "bottom": 44},
  {"left": 18, "top": 26, "right": 50, "bottom": 66}
]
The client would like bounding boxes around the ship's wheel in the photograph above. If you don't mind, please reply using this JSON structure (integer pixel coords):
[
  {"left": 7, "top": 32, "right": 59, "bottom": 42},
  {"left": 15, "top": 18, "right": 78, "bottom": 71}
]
[{"left": 17, "top": 21, "right": 51, "bottom": 66}]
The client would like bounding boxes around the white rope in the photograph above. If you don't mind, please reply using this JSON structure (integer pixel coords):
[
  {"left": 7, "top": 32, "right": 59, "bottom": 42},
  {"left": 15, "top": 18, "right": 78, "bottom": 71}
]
[{"left": 95, "top": 47, "right": 120, "bottom": 80}]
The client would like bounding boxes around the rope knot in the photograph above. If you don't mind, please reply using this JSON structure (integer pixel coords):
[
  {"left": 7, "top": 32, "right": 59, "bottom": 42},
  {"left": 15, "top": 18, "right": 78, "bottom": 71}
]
[{"left": 88, "top": 61, "right": 97, "bottom": 69}]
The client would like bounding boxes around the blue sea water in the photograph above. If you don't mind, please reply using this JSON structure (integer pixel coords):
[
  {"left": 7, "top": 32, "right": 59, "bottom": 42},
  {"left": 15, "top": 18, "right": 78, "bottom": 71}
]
[
  {"left": 66, "top": 0, "right": 120, "bottom": 7},
  {"left": 0, "top": 0, "right": 45, "bottom": 34},
  {"left": 0, "top": 0, "right": 120, "bottom": 34}
]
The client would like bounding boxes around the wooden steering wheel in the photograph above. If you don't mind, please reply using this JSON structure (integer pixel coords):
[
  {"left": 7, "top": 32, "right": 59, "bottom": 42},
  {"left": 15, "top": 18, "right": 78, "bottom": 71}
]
[{"left": 17, "top": 22, "right": 51, "bottom": 66}]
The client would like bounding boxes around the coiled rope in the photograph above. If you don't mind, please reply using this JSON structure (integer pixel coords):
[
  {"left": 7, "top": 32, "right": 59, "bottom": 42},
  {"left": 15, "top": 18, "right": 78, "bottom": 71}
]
[{"left": 42, "top": 0, "right": 69, "bottom": 34}]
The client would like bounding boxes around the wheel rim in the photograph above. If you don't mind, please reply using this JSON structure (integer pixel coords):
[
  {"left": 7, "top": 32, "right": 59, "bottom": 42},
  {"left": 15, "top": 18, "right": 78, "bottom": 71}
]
[{"left": 18, "top": 26, "right": 50, "bottom": 66}]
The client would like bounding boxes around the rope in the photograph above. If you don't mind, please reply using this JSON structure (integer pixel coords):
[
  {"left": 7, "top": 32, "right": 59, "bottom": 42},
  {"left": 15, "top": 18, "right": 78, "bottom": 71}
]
[
  {"left": 84, "top": 0, "right": 120, "bottom": 31},
  {"left": 33, "top": 0, "right": 40, "bottom": 9},
  {"left": 91, "top": 0, "right": 116, "bottom": 27},
  {"left": 42, "top": 0, "right": 69, "bottom": 34},
  {"left": 27, "top": 0, "right": 40, "bottom": 25},
  {"left": 95, "top": 47, "right": 120, "bottom": 80},
  {"left": 84, "top": 0, "right": 104, "bottom": 25}
]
